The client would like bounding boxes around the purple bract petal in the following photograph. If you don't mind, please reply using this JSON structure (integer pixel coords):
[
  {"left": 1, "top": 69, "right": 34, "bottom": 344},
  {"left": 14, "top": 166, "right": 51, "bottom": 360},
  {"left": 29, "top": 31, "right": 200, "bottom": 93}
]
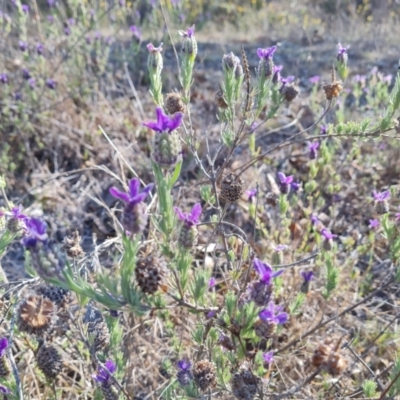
[
  {"left": 143, "top": 107, "right": 183, "bottom": 133},
  {"left": 129, "top": 179, "right": 140, "bottom": 198},
  {"left": 109, "top": 187, "right": 130, "bottom": 203},
  {"left": 0, "top": 385, "right": 10, "bottom": 394},
  {"left": 177, "top": 359, "right": 191, "bottom": 371},
  {"left": 275, "top": 311, "right": 288, "bottom": 324},
  {"left": 309, "top": 75, "right": 320, "bottom": 84},
  {"left": 22, "top": 218, "right": 48, "bottom": 247},
  {"left": 257, "top": 46, "right": 277, "bottom": 59},
  {"left": 301, "top": 271, "right": 314, "bottom": 283},
  {"left": 0, "top": 337, "right": 8, "bottom": 357},
  {"left": 189, "top": 203, "right": 202, "bottom": 224},
  {"left": 373, "top": 190, "right": 390, "bottom": 202},
  {"left": 263, "top": 351, "right": 274, "bottom": 365}
]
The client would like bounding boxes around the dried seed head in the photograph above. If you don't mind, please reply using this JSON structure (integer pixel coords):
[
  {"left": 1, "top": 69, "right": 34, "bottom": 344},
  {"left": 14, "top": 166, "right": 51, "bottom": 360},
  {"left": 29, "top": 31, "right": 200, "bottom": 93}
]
[
  {"left": 6, "top": 217, "right": 24, "bottom": 233},
  {"left": 254, "top": 319, "right": 276, "bottom": 339},
  {"left": 231, "top": 364, "right": 261, "bottom": 400},
  {"left": 35, "top": 284, "right": 71, "bottom": 307},
  {"left": 323, "top": 81, "right": 343, "bottom": 100},
  {"left": 165, "top": 93, "right": 186, "bottom": 115},
  {"left": 87, "top": 319, "right": 110, "bottom": 352},
  {"left": 265, "top": 192, "right": 279, "bottom": 207},
  {"left": 151, "top": 131, "right": 182, "bottom": 169},
  {"left": 101, "top": 385, "right": 119, "bottom": 400},
  {"left": 280, "top": 84, "right": 300, "bottom": 102},
  {"left": 0, "top": 357, "right": 10, "bottom": 378},
  {"left": 220, "top": 172, "right": 244, "bottom": 203},
  {"left": 215, "top": 89, "right": 228, "bottom": 109},
  {"left": 36, "top": 344, "right": 63, "bottom": 380},
  {"left": 375, "top": 200, "right": 389, "bottom": 215},
  {"left": 178, "top": 224, "right": 198, "bottom": 249},
  {"left": 219, "top": 334, "right": 234, "bottom": 351},
  {"left": 63, "top": 230, "right": 84, "bottom": 258},
  {"left": 18, "top": 295, "right": 56, "bottom": 336},
  {"left": 135, "top": 254, "right": 168, "bottom": 294},
  {"left": 193, "top": 360, "right": 217, "bottom": 391},
  {"left": 122, "top": 201, "right": 148, "bottom": 234},
  {"left": 311, "top": 341, "right": 347, "bottom": 376}
]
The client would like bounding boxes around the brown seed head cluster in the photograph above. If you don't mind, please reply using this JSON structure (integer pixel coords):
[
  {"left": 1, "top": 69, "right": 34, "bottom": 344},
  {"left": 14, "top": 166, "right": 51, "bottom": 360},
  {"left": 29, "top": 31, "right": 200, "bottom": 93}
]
[
  {"left": 220, "top": 172, "right": 244, "bottom": 203},
  {"left": 18, "top": 295, "right": 56, "bottom": 336},
  {"left": 135, "top": 254, "right": 168, "bottom": 294},
  {"left": 280, "top": 84, "right": 300, "bottom": 102},
  {"left": 215, "top": 89, "right": 228, "bottom": 109},
  {"left": 193, "top": 360, "right": 217, "bottom": 391},
  {"left": 323, "top": 81, "right": 343, "bottom": 100},
  {"left": 36, "top": 343, "right": 63, "bottom": 380},
  {"left": 63, "top": 230, "right": 84, "bottom": 258},
  {"left": 165, "top": 92, "right": 186, "bottom": 115},
  {"left": 35, "top": 284, "right": 71, "bottom": 307},
  {"left": 231, "top": 364, "right": 261, "bottom": 400},
  {"left": 311, "top": 340, "right": 347, "bottom": 376}
]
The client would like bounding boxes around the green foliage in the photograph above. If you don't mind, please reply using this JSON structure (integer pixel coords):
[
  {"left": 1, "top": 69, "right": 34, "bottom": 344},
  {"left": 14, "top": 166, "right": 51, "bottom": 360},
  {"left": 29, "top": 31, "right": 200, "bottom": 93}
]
[
  {"left": 323, "top": 253, "right": 339, "bottom": 299},
  {"left": 389, "top": 355, "right": 400, "bottom": 397},
  {"left": 362, "top": 379, "right": 378, "bottom": 398}
]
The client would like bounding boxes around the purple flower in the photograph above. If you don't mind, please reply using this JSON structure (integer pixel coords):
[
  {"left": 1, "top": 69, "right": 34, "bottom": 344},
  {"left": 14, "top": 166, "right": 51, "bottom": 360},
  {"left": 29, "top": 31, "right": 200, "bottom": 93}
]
[
  {"left": 246, "top": 188, "right": 257, "bottom": 202},
  {"left": 253, "top": 258, "right": 283, "bottom": 285},
  {"left": 272, "top": 65, "right": 283, "bottom": 84},
  {"left": 337, "top": 43, "right": 349, "bottom": 63},
  {"left": 0, "top": 337, "right": 8, "bottom": 357},
  {"left": 369, "top": 219, "right": 380, "bottom": 229},
  {"left": 208, "top": 277, "right": 216, "bottom": 288},
  {"left": 22, "top": 218, "right": 48, "bottom": 247},
  {"left": 47, "top": 0, "right": 56, "bottom": 6},
  {"left": 9, "top": 205, "right": 27, "bottom": 220},
  {"left": 28, "top": 78, "right": 36, "bottom": 89},
  {"left": 301, "top": 270, "right": 314, "bottom": 283},
  {"left": 311, "top": 214, "right": 319, "bottom": 225},
  {"left": 180, "top": 25, "right": 195, "bottom": 38},
  {"left": 147, "top": 42, "right": 163, "bottom": 53},
  {"left": 129, "top": 25, "right": 141, "bottom": 40},
  {"left": 273, "top": 244, "right": 288, "bottom": 252},
  {"left": 257, "top": 46, "right": 277, "bottom": 60},
  {"left": 174, "top": 203, "right": 202, "bottom": 227},
  {"left": 143, "top": 107, "right": 183, "bottom": 133},
  {"left": 177, "top": 359, "right": 191, "bottom": 372},
  {"left": 320, "top": 125, "right": 327, "bottom": 135},
  {"left": 206, "top": 310, "right": 216, "bottom": 319},
  {"left": 93, "top": 360, "right": 116, "bottom": 386},
  {"left": 280, "top": 75, "right": 295, "bottom": 86},
  {"left": 14, "top": 92, "right": 22, "bottom": 101},
  {"left": 290, "top": 181, "right": 301, "bottom": 192},
  {"left": 110, "top": 178, "right": 154, "bottom": 206},
  {"left": 64, "top": 27, "right": 71, "bottom": 35},
  {"left": 67, "top": 18, "right": 75, "bottom": 25},
  {"left": 308, "top": 141, "right": 320, "bottom": 160},
  {"left": 47, "top": 15, "right": 54, "bottom": 23},
  {"left": 263, "top": 351, "right": 274, "bottom": 365},
  {"left": 259, "top": 302, "right": 288, "bottom": 325},
  {"left": 278, "top": 172, "right": 293, "bottom": 185},
  {"left": 320, "top": 228, "right": 337, "bottom": 241},
  {"left": 309, "top": 75, "right": 320, "bottom": 84},
  {"left": 22, "top": 68, "right": 31, "bottom": 80},
  {"left": 21, "top": 4, "right": 29, "bottom": 13},
  {"left": 176, "top": 359, "right": 192, "bottom": 386},
  {"left": 19, "top": 40, "right": 28, "bottom": 51},
  {"left": 373, "top": 190, "right": 390, "bottom": 202},
  {"left": 0, "top": 73, "right": 7, "bottom": 84},
  {"left": 46, "top": 79, "right": 57, "bottom": 89},
  {"left": 36, "top": 43, "right": 44, "bottom": 55},
  {"left": 0, "top": 385, "right": 10, "bottom": 394}
]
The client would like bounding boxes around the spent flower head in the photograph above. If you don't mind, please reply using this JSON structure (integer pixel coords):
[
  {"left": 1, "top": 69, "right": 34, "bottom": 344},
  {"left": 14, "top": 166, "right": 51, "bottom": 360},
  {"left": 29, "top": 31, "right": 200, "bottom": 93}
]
[
  {"left": 143, "top": 107, "right": 183, "bottom": 133},
  {"left": 174, "top": 203, "right": 202, "bottom": 227},
  {"left": 259, "top": 302, "right": 288, "bottom": 325}
]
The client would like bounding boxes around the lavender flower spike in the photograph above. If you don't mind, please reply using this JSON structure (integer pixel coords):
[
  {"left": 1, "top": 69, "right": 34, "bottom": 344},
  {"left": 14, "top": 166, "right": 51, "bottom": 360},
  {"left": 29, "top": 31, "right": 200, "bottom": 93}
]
[
  {"left": 259, "top": 302, "right": 288, "bottom": 325},
  {"left": 301, "top": 271, "right": 314, "bottom": 283},
  {"left": 372, "top": 190, "right": 390, "bottom": 202},
  {"left": 177, "top": 359, "right": 193, "bottom": 386},
  {"left": 143, "top": 107, "right": 183, "bottom": 134},
  {"left": 110, "top": 178, "right": 154, "bottom": 205},
  {"left": 308, "top": 141, "right": 320, "bottom": 160},
  {"left": 253, "top": 258, "right": 283, "bottom": 285},
  {"left": 246, "top": 188, "right": 258, "bottom": 202},
  {"left": 263, "top": 351, "right": 274, "bottom": 365},
  {"left": 22, "top": 218, "right": 48, "bottom": 247},
  {"left": 321, "top": 228, "right": 337, "bottom": 241},
  {"left": 257, "top": 46, "right": 277, "bottom": 59},
  {"left": 179, "top": 25, "right": 195, "bottom": 38},
  {"left": 278, "top": 172, "right": 293, "bottom": 194},
  {"left": 0, "top": 337, "right": 8, "bottom": 357},
  {"left": 0, "top": 385, "right": 10, "bottom": 394},
  {"left": 174, "top": 203, "right": 202, "bottom": 226},
  {"left": 93, "top": 360, "right": 116, "bottom": 386}
]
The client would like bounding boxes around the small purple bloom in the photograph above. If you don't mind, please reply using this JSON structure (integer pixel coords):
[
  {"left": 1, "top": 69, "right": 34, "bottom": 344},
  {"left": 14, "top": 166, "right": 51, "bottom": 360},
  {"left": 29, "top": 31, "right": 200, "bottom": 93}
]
[
  {"left": 129, "top": 25, "right": 141, "bottom": 40},
  {"left": 257, "top": 46, "right": 277, "bottom": 60},
  {"left": 36, "top": 43, "right": 44, "bottom": 55},
  {"left": 263, "top": 351, "right": 274, "bottom": 365},
  {"left": 278, "top": 172, "right": 293, "bottom": 185},
  {"left": 143, "top": 107, "right": 183, "bottom": 133},
  {"left": 311, "top": 214, "right": 319, "bottom": 225},
  {"left": 208, "top": 277, "right": 216, "bottom": 288},
  {"left": 93, "top": 360, "right": 116, "bottom": 386},
  {"left": 273, "top": 244, "right": 288, "bottom": 252},
  {"left": 320, "top": 125, "right": 327, "bottom": 135},
  {"left": 28, "top": 78, "right": 36, "bottom": 89},
  {"left": 22, "top": 68, "right": 31, "bottom": 80},
  {"left": 206, "top": 310, "right": 216, "bottom": 319},
  {"left": 301, "top": 270, "right": 314, "bottom": 283},
  {"left": 46, "top": 79, "right": 57, "bottom": 89},
  {"left": 179, "top": 25, "right": 195, "bottom": 38},
  {"left": 22, "top": 218, "right": 48, "bottom": 247},
  {"left": 147, "top": 43, "right": 163, "bottom": 53},
  {"left": 280, "top": 75, "right": 295, "bottom": 86},
  {"left": 15, "top": 92, "right": 22, "bottom": 101},
  {"left": 9, "top": 205, "right": 27, "bottom": 220},
  {"left": 21, "top": 4, "right": 29, "bottom": 13},
  {"left": 47, "top": 15, "right": 54, "bottom": 23},
  {"left": 337, "top": 43, "right": 349, "bottom": 63},
  {"left": 320, "top": 228, "right": 337, "bottom": 241},
  {"left": 177, "top": 359, "right": 191, "bottom": 371},
  {"left": 110, "top": 178, "right": 154, "bottom": 206},
  {"left": 177, "top": 359, "right": 192, "bottom": 386},
  {"left": 0, "top": 385, "right": 10, "bottom": 394},
  {"left": 309, "top": 75, "right": 320, "bottom": 84},
  {"left": 272, "top": 64, "right": 283, "bottom": 84},
  {"left": 64, "top": 27, "right": 71, "bottom": 35},
  {"left": 383, "top": 74, "right": 392, "bottom": 84},
  {"left": 0, "top": 73, "right": 7, "bottom": 84},
  {"left": 67, "top": 18, "right": 75, "bottom": 25},
  {"left": 290, "top": 181, "right": 301, "bottom": 192},
  {"left": 308, "top": 141, "right": 320, "bottom": 160},
  {"left": 19, "top": 40, "right": 28, "bottom": 51},
  {"left": 253, "top": 258, "right": 283, "bottom": 285},
  {"left": 368, "top": 219, "right": 380, "bottom": 229},
  {"left": 373, "top": 190, "right": 390, "bottom": 202},
  {"left": 174, "top": 203, "right": 202, "bottom": 227},
  {"left": 0, "top": 337, "right": 8, "bottom": 357},
  {"left": 47, "top": 0, "right": 56, "bottom": 6},
  {"left": 259, "top": 302, "right": 288, "bottom": 325},
  {"left": 246, "top": 188, "right": 258, "bottom": 202}
]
